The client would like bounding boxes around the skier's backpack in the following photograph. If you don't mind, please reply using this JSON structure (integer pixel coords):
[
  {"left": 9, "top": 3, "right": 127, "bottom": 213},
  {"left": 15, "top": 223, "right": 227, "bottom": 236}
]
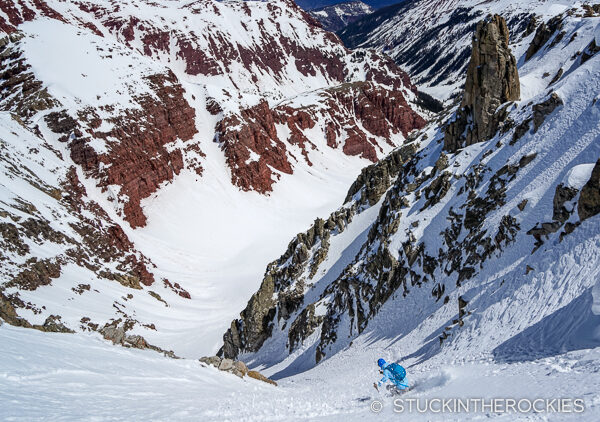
[{"left": 388, "top": 363, "right": 406, "bottom": 381}]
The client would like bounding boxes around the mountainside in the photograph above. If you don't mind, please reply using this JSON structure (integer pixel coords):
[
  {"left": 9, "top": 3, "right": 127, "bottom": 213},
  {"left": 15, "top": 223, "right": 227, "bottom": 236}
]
[
  {"left": 222, "top": 3, "right": 600, "bottom": 380},
  {"left": 296, "top": 0, "right": 404, "bottom": 11},
  {"left": 0, "top": 0, "right": 426, "bottom": 356},
  {"left": 339, "top": 0, "right": 584, "bottom": 101},
  {"left": 309, "top": 1, "right": 374, "bottom": 32}
]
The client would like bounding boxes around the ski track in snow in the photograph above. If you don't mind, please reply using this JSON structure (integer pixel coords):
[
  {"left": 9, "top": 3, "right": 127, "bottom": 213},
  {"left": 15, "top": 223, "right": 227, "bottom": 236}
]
[{"left": 1, "top": 324, "right": 599, "bottom": 421}]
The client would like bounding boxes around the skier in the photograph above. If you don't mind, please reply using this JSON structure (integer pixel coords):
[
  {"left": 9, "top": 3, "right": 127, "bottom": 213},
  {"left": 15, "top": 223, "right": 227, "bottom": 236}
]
[{"left": 373, "top": 358, "right": 408, "bottom": 392}]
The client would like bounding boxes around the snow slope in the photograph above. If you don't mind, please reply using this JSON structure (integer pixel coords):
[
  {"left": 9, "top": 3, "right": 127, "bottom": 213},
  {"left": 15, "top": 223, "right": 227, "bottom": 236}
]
[{"left": 2, "top": 323, "right": 599, "bottom": 421}]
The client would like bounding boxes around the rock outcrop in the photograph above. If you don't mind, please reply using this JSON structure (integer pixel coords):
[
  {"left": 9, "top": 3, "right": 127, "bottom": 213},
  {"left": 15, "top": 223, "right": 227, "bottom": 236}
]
[
  {"left": 578, "top": 159, "right": 600, "bottom": 221},
  {"left": 54, "top": 71, "right": 199, "bottom": 228},
  {"left": 444, "top": 15, "right": 520, "bottom": 152},
  {"left": 525, "top": 15, "right": 564, "bottom": 61},
  {"left": 217, "top": 82, "right": 425, "bottom": 194},
  {"left": 582, "top": 36, "right": 600, "bottom": 64},
  {"left": 532, "top": 92, "right": 563, "bottom": 132},
  {"left": 99, "top": 320, "right": 177, "bottom": 357},
  {"left": 527, "top": 181, "right": 578, "bottom": 249},
  {"left": 199, "top": 356, "right": 276, "bottom": 385}
]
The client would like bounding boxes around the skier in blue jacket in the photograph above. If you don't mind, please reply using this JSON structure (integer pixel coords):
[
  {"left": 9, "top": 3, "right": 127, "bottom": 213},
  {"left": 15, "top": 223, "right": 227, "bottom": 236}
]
[{"left": 373, "top": 358, "right": 408, "bottom": 391}]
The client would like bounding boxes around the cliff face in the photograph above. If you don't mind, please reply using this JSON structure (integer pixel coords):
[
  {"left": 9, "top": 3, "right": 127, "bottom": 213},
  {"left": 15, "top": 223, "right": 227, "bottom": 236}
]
[
  {"left": 444, "top": 14, "right": 520, "bottom": 153},
  {"left": 461, "top": 15, "right": 520, "bottom": 138},
  {"left": 217, "top": 82, "right": 425, "bottom": 193},
  {"left": 49, "top": 71, "right": 199, "bottom": 228}
]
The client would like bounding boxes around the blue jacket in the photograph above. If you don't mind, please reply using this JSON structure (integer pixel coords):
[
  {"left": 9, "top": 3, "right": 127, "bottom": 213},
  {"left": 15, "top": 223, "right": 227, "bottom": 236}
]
[{"left": 378, "top": 363, "right": 407, "bottom": 388}]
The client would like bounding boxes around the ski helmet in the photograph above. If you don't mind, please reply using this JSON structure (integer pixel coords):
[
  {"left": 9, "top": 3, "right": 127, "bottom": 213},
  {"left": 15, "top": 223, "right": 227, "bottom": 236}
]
[{"left": 377, "top": 358, "right": 386, "bottom": 368}]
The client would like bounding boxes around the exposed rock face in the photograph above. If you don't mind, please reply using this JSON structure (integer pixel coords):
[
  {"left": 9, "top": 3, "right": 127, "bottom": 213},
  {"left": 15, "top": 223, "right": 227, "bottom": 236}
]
[
  {"left": 579, "top": 159, "right": 600, "bottom": 221},
  {"left": 0, "top": 34, "right": 57, "bottom": 118},
  {"left": 527, "top": 181, "right": 579, "bottom": 249},
  {"left": 345, "top": 142, "right": 420, "bottom": 207},
  {"left": 532, "top": 92, "right": 563, "bottom": 132},
  {"left": 216, "top": 101, "right": 293, "bottom": 194},
  {"left": 525, "top": 15, "right": 564, "bottom": 61},
  {"left": 218, "top": 358, "right": 234, "bottom": 371},
  {"left": 510, "top": 92, "right": 563, "bottom": 145},
  {"left": 444, "top": 15, "right": 520, "bottom": 152},
  {"left": 199, "top": 356, "right": 222, "bottom": 368},
  {"left": 6, "top": 259, "right": 61, "bottom": 291},
  {"left": 99, "top": 320, "right": 177, "bottom": 357},
  {"left": 553, "top": 184, "right": 579, "bottom": 223},
  {"left": 221, "top": 210, "right": 351, "bottom": 358},
  {"left": 217, "top": 83, "right": 425, "bottom": 193},
  {"left": 232, "top": 360, "right": 248, "bottom": 377},
  {"left": 582, "top": 36, "right": 600, "bottom": 64},
  {"left": 288, "top": 304, "right": 325, "bottom": 352},
  {"left": 54, "top": 71, "right": 199, "bottom": 228},
  {"left": 221, "top": 272, "right": 276, "bottom": 359},
  {"left": 461, "top": 15, "right": 520, "bottom": 109},
  {"left": 526, "top": 159, "right": 600, "bottom": 247},
  {"left": 0, "top": 293, "right": 73, "bottom": 333}
]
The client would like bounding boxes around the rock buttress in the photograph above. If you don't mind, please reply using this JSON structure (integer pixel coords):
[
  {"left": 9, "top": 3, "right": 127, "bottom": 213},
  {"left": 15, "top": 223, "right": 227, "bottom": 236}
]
[{"left": 444, "top": 15, "right": 520, "bottom": 152}]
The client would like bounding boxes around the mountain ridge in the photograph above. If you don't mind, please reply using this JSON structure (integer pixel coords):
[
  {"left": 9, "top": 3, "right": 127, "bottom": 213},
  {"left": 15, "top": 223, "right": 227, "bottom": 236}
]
[{"left": 309, "top": 1, "right": 374, "bottom": 32}]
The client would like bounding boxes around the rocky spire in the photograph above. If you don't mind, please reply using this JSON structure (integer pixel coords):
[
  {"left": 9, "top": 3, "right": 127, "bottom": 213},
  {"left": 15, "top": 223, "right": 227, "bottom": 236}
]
[{"left": 444, "top": 14, "right": 520, "bottom": 152}]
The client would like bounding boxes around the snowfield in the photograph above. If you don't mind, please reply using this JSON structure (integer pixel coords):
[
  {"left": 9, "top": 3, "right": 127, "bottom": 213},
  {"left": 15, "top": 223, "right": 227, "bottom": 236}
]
[{"left": 1, "top": 323, "right": 599, "bottom": 421}]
